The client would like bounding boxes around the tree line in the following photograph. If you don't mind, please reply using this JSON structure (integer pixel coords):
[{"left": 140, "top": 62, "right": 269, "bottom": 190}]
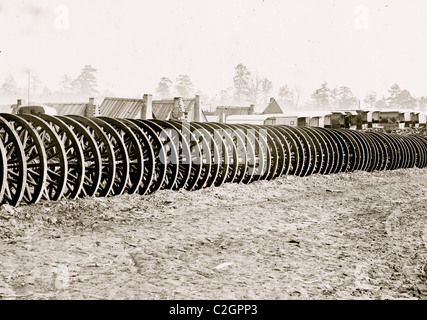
[
  {"left": 154, "top": 64, "right": 427, "bottom": 112},
  {"left": 1, "top": 63, "right": 427, "bottom": 113},
  {"left": 0, "top": 65, "right": 101, "bottom": 103}
]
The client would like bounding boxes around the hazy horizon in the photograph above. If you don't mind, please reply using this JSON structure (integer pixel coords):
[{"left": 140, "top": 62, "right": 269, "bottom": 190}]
[{"left": 1, "top": 0, "right": 427, "bottom": 107}]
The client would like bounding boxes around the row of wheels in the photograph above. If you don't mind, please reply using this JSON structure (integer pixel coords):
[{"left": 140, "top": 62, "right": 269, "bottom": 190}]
[{"left": 1, "top": 114, "right": 427, "bottom": 206}]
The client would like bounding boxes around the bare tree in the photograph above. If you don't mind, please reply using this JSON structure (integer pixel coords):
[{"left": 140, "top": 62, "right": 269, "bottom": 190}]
[
  {"left": 292, "top": 86, "right": 304, "bottom": 109},
  {"left": 261, "top": 78, "right": 273, "bottom": 106},
  {"left": 278, "top": 85, "right": 294, "bottom": 108},
  {"left": 219, "top": 89, "right": 232, "bottom": 105},
  {"left": 232, "top": 64, "right": 251, "bottom": 105},
  {"left": 0, "top": 76, "right": 18, "bottom": 96},
  {"left": 363, "top": 90, "right": 377, "bottom": 109},
  {"left": 246, "top": 74, "right": 264, "bottom": 108},
  {"left": 73, "top": 65, "right": 99, "bottom": 98},
  {"left": 175, "top": 75, "right": 194, "bottom": 97},
  {"left": 59, "top": 74, "right": 75, "bottom": 95},
  {"left": 311, "top": 81, "right": 331, "bottom": 109},
  {"left": 155, "top": 77, "right": 173, "bottom": 99},
  {"left": 30, "top": 75, "right": 42, "bottom": 96}
]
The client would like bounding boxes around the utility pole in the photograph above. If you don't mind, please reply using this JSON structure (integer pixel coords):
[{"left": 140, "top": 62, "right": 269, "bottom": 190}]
[{"left": 27, "top": 71, "right": 30, "bottom": 105}]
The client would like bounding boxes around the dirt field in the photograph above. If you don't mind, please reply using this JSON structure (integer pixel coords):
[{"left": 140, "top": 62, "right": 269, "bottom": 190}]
[{"left": 0, "top": 168, "right": 427, "bottom": 300}]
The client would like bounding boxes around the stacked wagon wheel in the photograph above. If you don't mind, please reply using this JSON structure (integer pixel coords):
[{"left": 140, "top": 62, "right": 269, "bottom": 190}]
[{"left": 1, "top": 114, "right": 427, "bottom": 207}]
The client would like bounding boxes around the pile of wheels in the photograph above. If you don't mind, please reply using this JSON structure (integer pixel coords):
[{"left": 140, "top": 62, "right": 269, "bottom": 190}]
[{"left": 1, "top": 113, "right": 427, "bottom": 206}]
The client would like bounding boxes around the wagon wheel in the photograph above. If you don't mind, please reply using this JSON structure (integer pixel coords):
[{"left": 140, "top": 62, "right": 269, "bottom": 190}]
[
  {"left": 119, "top": 119, "right": 159, "bottom": 194},
  {"left": 395, "top": 135, "right": 410, "bottom": 169},
  {"left": 370, "top": 132, "right": 390, "bottom": 171},
  {"left": 417, "top": 136, "right": 427, "bottom": 168},
  {"left": 191, "top": 124, "right": 218, "bottom": 189},
  {"left": 0, "top": 113, "right": 47, "bottom": 204},
  {"left": 221, "top": 123, "right": 253, "bottom": 184},
  {"left": 262, "top": 126, "right": 286, "bottom": 178},
  {"left": 268, "top": 126, "right": 292, "bottom": 176},
  {"left": 190, "top": 122, "right": 221, "bottom": 189},
  {"left": 295, "top": 127, "right": 318, "bottom": 176},
  {"left": 150, "top": 120, "right": 192, "bottom": 190},
  {"left": 208, "top": 122, "right": 242, "bottom": 183},
  {"left": 174, "top": 122, "right": 211, "bottom": 190},
  {"left": 408, "top": 135, "right": 427, "bottom": 168},
  {"left": 404, "top": 135, "right": 417, "bottom": 168},
  {"left": 287, "top": 127, "right": 311, "bottom": 176},
  {"left": 0, "top": 117, "right": 26, "bottom": 206},
  {"left": 99, "top": 117, "right": 148, "bottom": 195},
  {"left": 82, "top": 117, "right": 129, "bottom": 196},
  {"left": 0, "top": 139, "right": 6, "bottom": 202},
  {"left": 39, "top": 115, "right": 85, "bottom": 199},
  {"left": 331, "top": 129, "right": 353, "bottom": 173},
  {"left": 293, "top": 127, "right": 317, "bottom": 177},
  {"left": 328, "top": 129, "right": 354, "bottom": 173},
  {"left": 302, "top": 127, "right": 326, "bottom": 175},
  {"left": 200, "top": 123, "right": 238, "bottom": 187},
  {"left": 273, "top": 126, "right": 301, "bottom": 175},
  {"left": 373, "top": 132, "right": 389, "bottom": 170},
  {"left": 355, "top": 131, "right": 380, "bottom": 172},
  {"left": 126, "top": 119, "right": 167, "bottom": 193},
  {"left": 307, "top": 127, "right": 332, "bottom": 175},
  {"left": 194, "top": 122, "right": 227, "bottom": 187},
  {"left": 251, "top": 124, "right": 280, "bottom": 180},
  {"left": 169, "top": 120, "right": 207, "bottom": 191},
  {"left": 406, "top": 136, "right": 423, "bottom": 168},
  {"left": 17, "top": 114, "right": 68, "bottom": 201},
  {"left": 368, "top": 132, "right": 391, "bottom": 170},
  {"left": 256, "top": 125, "right": 279, "bottom": 180},
  {"left": 363, "top": 132, "right": 380, "bottom": 172},
  {"left": 415, "top": 135, "right": 427, "bottom": 168},
  {"left": 390, "top": 133, "right": 406, "bottom": 170},
  {"left": 220, "top": 124, "right": 256, "bottom": 184},
  {"left": 376, "top": 132, "right": 398, "bottom": 170},
  {"left": 312, "top": 128, "right": 335, "bottom": 175},
  {"left": 334, "top": 129, "right": 360, "bottom": 173},
  {"left": 230, "top": 124, "right": 254, "bottom": 184},
  {"left": 138, "top": 120, "right": 179, "bottom": 190},
  {"left": 388, "top": 134, "right": 406, "bottom": 169},
  {"left": 63, "top": 116, "right": 116, "bottom": 197},
  {"left": 399, "top": 136, "right": 416, "bottom": 168},
  {"left": 314, "top": 128, "right": 340, "bottom": 174},
  {"left": 232, "top": 124, "right": 267, "bottom": 181},
  {"left": 341, "top": 129, "right": 375, "bottom": 173},
  {"left": 56, "top": 116, "right": 102, "bottom": 197},
  {"left": 350, "top": 130, "right": 372, "bottom": 172},
  {"left": 398, "top": 136, "right": 412, "bottom": 168},
  {"left": 242, "top": 124, "right": 272, "bottom": 180},
  {"left": 278, "top": 126, "right": 307, "bottom": 176},
  {"left": 365, "top": 132, "right": 388, "bottom": 171},
  {"left": 343, "top": 130, "right": 361, "bottom": 172}
]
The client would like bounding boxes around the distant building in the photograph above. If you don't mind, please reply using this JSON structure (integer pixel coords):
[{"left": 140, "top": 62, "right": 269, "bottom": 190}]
[
  {"left": 226, "top": 114, "right": 276, "bottom": 125},
  {"left": 204, "top": 105, "right": 254, "bottom": 123},
  {"left": 9, "top": 98, "right": 98, "bottom": 116},
  {"left": 99, "top": 95, "right": 202, "bottom": 121},
  {"left": 262, "top": 98, "right": 284, "bottom": 114},
  {"left": 45, "top": 98, "right": 98, "bottom": 116}
]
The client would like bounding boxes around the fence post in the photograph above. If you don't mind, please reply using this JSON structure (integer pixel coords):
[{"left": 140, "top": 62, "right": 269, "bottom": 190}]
[
  {"left": 85, "top": 97, "right": 98, "bottom": 117},
  {"left": 194, "top": 95, "right": 200, "bottom": 122},
  {"left": 141, "top": 94, "right": 153, "bottom": 119}
]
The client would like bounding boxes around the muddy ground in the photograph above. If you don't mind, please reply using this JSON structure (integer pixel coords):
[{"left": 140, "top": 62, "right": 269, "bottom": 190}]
[{"left": 0, "top": 168, "right": 427, "bottom": 300}]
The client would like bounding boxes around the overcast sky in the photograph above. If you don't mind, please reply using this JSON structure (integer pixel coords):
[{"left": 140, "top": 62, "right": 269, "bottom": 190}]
[{"left": 1, "top": 0, "right": 427, "bottom": 102}]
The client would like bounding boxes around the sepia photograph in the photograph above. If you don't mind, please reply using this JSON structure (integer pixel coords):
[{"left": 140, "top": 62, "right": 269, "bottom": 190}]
[{"left": 0, "top": 0, "right": 426, "bottom": 306}]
